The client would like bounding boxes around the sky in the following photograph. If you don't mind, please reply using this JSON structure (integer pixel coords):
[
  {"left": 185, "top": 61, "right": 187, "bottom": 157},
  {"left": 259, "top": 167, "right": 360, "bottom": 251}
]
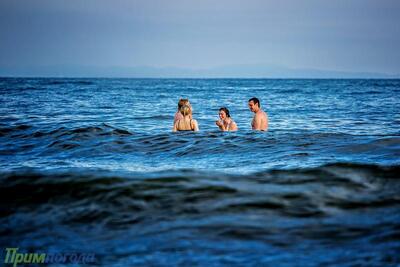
[{"left": 0, "top": 0, "right": 399, "bottom": 77}]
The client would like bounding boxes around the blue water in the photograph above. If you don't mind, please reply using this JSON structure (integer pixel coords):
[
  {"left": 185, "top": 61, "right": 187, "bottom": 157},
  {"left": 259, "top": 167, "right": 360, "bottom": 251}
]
[{"left": 1, "top": 78, "right": 399, "bottom": 266}]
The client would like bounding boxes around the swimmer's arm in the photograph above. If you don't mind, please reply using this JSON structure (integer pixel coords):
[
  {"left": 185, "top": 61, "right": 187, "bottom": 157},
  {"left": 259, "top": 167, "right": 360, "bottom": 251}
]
[
  {"left": 230, "top": 122, "right": 238, "bottom": 131},
  {"left": 193, "top": 120, "right": 199, "bottom": 131},
  {"left": 252, "top": 114, "right": 263, "bottom": 130},
  {"left": 173, "top": 122, "right": 178, "bottom": 132}
]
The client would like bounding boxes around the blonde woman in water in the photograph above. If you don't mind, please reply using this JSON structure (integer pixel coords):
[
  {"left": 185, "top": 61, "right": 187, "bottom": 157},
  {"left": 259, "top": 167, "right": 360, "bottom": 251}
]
[
  {"left": 174, "top": 98, "right": 190, "bottom": 125},
  {"left": 173, "top": 104, "right": 199, "bottom": 132}
]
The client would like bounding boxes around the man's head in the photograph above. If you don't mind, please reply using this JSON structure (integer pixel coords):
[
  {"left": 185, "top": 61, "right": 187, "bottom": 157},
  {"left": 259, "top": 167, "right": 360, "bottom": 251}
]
[{"left": 248, "top": 97, "right": 260, "bottom": 112}]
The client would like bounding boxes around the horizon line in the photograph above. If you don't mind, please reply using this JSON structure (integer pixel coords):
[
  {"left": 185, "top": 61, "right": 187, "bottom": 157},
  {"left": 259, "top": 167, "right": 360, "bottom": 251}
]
[{"left": 1, "top": 76, "right": 399, "bottom": 80}]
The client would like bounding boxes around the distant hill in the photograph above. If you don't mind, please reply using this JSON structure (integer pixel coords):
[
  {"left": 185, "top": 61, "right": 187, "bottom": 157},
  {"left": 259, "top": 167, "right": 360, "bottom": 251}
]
[{"left": 0, "top": 64, "right": 398, "bottom": 78}]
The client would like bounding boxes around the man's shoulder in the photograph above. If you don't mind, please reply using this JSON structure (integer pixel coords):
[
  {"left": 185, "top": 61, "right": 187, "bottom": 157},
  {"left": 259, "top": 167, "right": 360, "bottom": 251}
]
[{"left": 256, "top": 110, "right": 267, "bottom": 118}]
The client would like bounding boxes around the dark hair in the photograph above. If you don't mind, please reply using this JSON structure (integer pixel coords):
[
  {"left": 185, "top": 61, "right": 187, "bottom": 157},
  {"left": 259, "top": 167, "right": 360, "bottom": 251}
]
[
  {"left": 178, "top": 99, "right": 189, "bottom": 109},
  {"left": 219, "top": 107, "right": 231, "bottom": 118},
  {"left": 248, "top": 97, "right": 260, "bottom": 107}
]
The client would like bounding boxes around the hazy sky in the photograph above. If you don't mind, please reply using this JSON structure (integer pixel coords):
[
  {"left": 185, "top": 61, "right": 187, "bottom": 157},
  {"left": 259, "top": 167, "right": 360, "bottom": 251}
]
[{"left": 1, "top": 0, "right": 399, "bottom": 74}]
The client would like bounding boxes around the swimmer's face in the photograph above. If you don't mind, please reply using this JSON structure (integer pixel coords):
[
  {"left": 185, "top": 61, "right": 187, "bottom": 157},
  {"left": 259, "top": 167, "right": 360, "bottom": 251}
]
[
  {"left": 219, "top": 110, "right": 227, "bottom": 120},
  {"left": 248, "top": 101, "right": 258, "bottom": 112}
]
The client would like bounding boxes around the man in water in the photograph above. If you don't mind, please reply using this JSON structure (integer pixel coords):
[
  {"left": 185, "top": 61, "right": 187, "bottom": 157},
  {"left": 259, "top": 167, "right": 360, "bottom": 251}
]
[{"left": 248, "top": 97, "right": 268, "bottom": 131}]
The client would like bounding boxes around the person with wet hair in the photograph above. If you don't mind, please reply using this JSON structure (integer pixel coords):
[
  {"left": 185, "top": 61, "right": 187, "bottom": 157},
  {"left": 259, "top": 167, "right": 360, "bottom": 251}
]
[
  {"left": 248, "top": 97, "right": 268, "bottom": 131},
  {"left": 174, "top": 98, "right": 190, "bottom": 125},
  {"left": 173, "top": 104, "right": 199, "bottom": 132},
  {"left": 216, "top": 107, "right": 238, "bottom": 131}
]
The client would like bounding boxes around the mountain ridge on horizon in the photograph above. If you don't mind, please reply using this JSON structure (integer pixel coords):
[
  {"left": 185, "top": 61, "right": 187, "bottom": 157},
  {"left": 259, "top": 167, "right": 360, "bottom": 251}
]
[{"left": 0, "top": 64, "right": 398, "bottom": 79}]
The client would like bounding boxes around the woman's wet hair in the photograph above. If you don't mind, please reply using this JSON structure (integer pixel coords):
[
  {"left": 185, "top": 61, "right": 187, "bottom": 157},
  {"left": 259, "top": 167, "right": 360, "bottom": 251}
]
[
  {"left": 180, "top": 104, "right": 192, "bottom": 116},
  {"left": 178, "top": 99, "right": 189, "bottom": 109},
  {"left": 219, "top": 107, "right": 231, "bottom": 118}
]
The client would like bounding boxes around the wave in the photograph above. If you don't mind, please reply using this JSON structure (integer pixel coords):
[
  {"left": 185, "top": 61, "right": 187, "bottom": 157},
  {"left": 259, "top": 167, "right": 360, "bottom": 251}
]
[
  {"left": 133, "top": 115, "right": 173, "bottom": 120},
  {"left": 43, "top": 80, "right": 94, "bottom": 86},
  {"left": 0, "top": 124, "right": 32, "bottom": 136},
  {"left": 1, "top": 163, "right": 399, "bottom": 222},
  {"left": 0, "top": 123, "right": 133, "bottom": 139},
  {"left": 1, "top": 163, "right": 399, "bottom": 266},
  {"left": 1, "top": 123, "right": 400, "bottom": 171}
]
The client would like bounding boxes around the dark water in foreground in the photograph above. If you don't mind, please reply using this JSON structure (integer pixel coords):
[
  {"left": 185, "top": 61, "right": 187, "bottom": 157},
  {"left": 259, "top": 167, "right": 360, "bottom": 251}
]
[{"left": 0, "top": 78, "right": 400, "bottom": 266}]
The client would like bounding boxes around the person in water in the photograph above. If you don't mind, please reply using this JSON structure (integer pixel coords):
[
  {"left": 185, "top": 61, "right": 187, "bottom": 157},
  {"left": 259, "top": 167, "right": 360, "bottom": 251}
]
[
  {"left": 248, "top": 97, "right": 268, "bottom": 131},
  {"left": 215, "top": 107, "right": 238, "bottom": 131},
  {"left": 173, "top": 104, "right": 199, "bottom": 132},
  {"left": 174, "top": 98, "right": 190, "bottom": 125}
]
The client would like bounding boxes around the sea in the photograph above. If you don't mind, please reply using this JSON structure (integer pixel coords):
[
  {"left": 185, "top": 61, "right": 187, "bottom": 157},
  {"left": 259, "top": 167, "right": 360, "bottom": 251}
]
[{"left": 0, "top": 78, "right": 399, "bottom": 266}]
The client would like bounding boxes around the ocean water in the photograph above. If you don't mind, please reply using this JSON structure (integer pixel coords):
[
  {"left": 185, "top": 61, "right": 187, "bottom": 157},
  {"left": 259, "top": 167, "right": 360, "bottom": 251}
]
[{"left": 0, "top": 78, "right": 399, "bottom": 266}]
